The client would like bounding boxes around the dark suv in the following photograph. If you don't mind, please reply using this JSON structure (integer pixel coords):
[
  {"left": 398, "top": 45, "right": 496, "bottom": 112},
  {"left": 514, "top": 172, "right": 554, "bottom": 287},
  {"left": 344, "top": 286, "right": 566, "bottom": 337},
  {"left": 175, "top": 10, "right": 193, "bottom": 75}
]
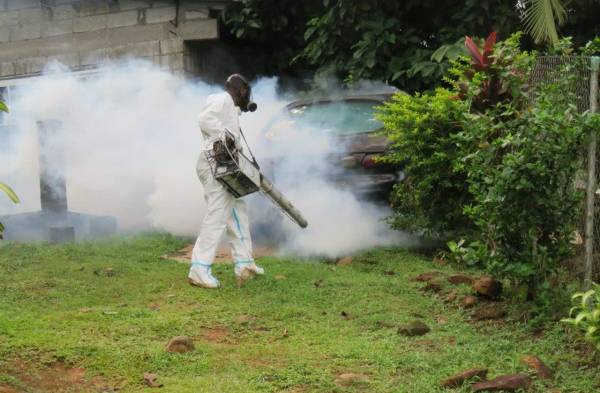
[{"left": 261, "top": 92, "right": 404, "bottom": 201}]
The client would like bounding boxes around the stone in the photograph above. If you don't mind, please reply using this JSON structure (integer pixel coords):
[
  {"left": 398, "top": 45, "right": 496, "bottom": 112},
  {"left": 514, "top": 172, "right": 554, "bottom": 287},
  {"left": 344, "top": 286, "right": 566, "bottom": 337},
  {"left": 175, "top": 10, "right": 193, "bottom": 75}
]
[
  {"left": 448, "top": 273, "right": 474, "bottom": 285},
  {"left": 165, "top": 336, "right": 194, "bottom": 353},
  {"left": 520, "top": 355, "right": 553, "bottom": 380},
  {"left": 473, "top": 276, "right": 502, "bottom": 298},
  {"left": 462, "top": 295, "right": 478, "bottom": 308},
  {"left": 472, "top": 305, "right": 507, "bottom": 321},
  {"left": 398, "top": 320, "right": 430, "bottom": 336},
  {"left": 142, "top": 372, "right": 163, "bottom": 388},
  {"left": 440, "top": 367, "right": 488, "bottom": 388},
  {"left": 412, "top": 271, "right": 443, "bottom": 282},
  {"left": 471, "top": 374, "right": 531, "bottom": 392},
  {"left": 421, "top": 281, "right": 442, "bottom": 293},
  {"left": 334, "top": 373, "right": 369, "bottom": 386},
  {"left": 336, "top": 256, "right": 353, "bottom": 266}
]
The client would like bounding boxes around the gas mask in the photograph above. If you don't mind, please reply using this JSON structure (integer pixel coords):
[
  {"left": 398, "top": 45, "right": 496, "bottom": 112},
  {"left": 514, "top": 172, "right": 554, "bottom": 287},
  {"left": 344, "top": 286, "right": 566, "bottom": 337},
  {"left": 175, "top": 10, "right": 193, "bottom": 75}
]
[{"left": 240, "top": 90, "right": 257, "bottom": 112}]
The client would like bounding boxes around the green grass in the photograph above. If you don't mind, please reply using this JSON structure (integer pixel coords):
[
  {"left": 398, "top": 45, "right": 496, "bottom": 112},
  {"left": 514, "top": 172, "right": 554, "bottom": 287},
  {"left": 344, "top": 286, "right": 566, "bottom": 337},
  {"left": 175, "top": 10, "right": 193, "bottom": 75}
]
[{"left": 0, "top": 233, "right": 597, "bottom": 392}]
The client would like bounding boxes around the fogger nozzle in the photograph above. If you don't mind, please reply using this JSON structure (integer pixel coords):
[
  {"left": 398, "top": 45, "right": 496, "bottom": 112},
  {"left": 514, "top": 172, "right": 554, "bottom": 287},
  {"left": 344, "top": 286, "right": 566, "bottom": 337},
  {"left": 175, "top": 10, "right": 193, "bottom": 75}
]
[{"left": 260, "top": 176, "right": 308, "bottom": 228}]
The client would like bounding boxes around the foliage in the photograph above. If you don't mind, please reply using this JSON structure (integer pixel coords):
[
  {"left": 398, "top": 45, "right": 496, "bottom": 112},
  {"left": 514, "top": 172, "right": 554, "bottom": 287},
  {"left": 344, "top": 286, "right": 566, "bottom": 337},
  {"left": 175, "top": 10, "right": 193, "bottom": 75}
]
[
  {"left": 376, "top": 88, "right": 470, "bottom": 237},
  {"left": 562, "top": 283, "right": 600, "bottom": 352},
  {"left": 223, "top": 0, "right": 521, "bottom": 91},
  {"left": 378, "top": 33, "right": 595, "bottom": 299},
  {"left": 522, "top": 0, "right": 566, "bottom": 44},
  {"left": 0, "top": 101, "right": 18, "bottom": 239},
  {"left": 222, "top": 0, "right": 598, "bottom": 91}
]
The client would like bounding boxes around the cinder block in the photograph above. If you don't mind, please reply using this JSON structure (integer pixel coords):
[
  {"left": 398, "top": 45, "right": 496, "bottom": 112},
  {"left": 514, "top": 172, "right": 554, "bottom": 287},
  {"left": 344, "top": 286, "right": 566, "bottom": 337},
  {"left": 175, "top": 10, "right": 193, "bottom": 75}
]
[
  {"left": 0, "top": 61, "right": 16, "bottom": 77},
  {"left": 0, "top": 10, "right": 20, "bottom": 26},
  {"left": 159, "top": 38, "right": 183, "bottom": 55},
  {"left": 176, "top": 19, "right": 217, "bottom": 40},
  {"left": 161, "top": 52, "right": 183, "bottom": 71},
  {"left": 0, "top": 27, "right": 9, "bottom": 43},
  {"left": 19, "top": 7, "right": 43, "bottom": 24},
  {"left": 73, "top": 14, "right": 107, "bottom": 33},
  {"left": 107, "top": 23, "right": 167, "bottom": 47},
  {"left": 107, "top": 10, "right": 138, "bottom": 28},
  {"left": 14, "top": 56, "right": 45, "bottom": 75},
  {"left": 6, "top": 0, "right": 40, "bottom": 11},
  {"left": 77, "top": 2, "right": 110, "bottom": 17},
  {"left": 118, "top": 0, "right": 151, "bottom": 11},
  {"left": 110, "top": 40, "right": 160, "bottom": 59},
  {"left": 9, "top": 24, "right": 41, "bottom": 41},
  {"left": 80, "top": 47, "right": 109, "bottom": 66},
  {"left": 184, "top": 8, "right": 209, "bottom": 21},
  {"left": 46, "top": 52, "right": 80, "bottom": 68},
  {"left": 52, "top": 4, "right": 75, "bottom": 20},
  {"left": 145, "top": 6, "right": 175, "bottom": 24},
  {"left": 42, "top": 19, "right": 73, "bottom": 37}
]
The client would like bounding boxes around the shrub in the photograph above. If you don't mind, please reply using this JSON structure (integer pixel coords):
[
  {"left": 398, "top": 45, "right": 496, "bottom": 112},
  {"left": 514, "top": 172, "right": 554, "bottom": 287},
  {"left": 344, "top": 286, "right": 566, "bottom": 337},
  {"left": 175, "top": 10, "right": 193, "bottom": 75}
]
[
  {"left": 378, "top": 32, "right": 596, "bottom": 299},
  {"left": 376, "top": 89, "right": 470, "bottom": 237}
]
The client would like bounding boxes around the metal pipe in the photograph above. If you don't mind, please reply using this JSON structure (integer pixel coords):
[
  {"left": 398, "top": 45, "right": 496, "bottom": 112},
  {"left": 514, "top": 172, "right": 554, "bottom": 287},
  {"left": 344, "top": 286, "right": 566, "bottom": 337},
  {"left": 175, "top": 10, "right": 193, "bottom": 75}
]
[
  {"left": 260, "top": 176, "right": 308, "bottom": 229},
  {"left": 584, "top": 56, "right": 599, "bottom": 290}
]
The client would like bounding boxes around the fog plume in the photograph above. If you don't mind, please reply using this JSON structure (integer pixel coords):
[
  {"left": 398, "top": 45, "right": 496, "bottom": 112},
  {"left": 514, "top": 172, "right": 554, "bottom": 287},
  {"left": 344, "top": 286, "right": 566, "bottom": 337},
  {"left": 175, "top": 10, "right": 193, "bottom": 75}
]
[{"left": 0, "top": 61, "right": 411, "bottom": 256}]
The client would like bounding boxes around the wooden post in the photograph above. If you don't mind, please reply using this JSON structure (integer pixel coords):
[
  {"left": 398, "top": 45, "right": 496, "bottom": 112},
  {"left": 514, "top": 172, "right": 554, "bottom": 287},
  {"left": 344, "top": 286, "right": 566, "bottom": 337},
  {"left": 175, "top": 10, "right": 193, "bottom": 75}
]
[{"left": 584, "top": 57, "right": 599, "bottom": 290}]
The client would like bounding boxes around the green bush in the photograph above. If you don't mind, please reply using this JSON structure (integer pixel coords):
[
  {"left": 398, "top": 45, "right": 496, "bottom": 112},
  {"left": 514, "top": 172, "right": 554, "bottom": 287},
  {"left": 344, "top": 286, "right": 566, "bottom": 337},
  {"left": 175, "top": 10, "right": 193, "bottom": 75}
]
[
  {"left": 376, "top": 88, "right": 470, "bottom": 237},
  {"left": 377, "top": 33, "right": 596, "bottom": 299},
  {"left": 562, "top": 283, "right": 600, "bottom": 352}
]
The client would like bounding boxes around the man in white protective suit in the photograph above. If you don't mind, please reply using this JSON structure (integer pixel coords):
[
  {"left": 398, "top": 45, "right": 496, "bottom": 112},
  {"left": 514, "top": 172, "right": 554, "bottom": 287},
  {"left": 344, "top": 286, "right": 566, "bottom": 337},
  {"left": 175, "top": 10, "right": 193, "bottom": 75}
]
[{"left": 189, "top": 74, "right": 264, "bottom": 289}]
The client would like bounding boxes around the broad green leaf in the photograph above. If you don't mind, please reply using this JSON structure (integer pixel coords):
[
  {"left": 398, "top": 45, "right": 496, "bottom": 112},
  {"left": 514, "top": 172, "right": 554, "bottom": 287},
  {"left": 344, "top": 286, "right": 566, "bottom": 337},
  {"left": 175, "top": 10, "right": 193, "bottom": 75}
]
[{"left": 0, "top": 102, "right": 7, "bottom": 112}]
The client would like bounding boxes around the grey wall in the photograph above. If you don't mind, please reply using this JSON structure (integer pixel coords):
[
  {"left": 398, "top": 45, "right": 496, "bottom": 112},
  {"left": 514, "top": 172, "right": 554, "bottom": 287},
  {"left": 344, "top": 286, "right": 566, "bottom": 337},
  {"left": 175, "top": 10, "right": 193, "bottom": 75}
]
[{"left": 0, "top": 0, "right": 232, "bottom": 79}]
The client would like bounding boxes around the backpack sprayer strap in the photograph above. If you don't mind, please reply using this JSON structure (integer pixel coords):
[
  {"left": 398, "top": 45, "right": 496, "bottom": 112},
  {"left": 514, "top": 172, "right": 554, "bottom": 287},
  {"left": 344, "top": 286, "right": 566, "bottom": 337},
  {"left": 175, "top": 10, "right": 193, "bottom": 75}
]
[{"left": 238, "top": 127, "right": 259, "bottom": 169}]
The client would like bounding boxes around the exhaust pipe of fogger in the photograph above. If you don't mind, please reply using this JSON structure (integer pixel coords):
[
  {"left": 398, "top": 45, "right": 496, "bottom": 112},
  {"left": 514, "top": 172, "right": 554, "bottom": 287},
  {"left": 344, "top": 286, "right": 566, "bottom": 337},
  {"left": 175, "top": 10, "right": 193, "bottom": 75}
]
[{"left": 260, "top": 176, "right": 308, "bottom": 228}]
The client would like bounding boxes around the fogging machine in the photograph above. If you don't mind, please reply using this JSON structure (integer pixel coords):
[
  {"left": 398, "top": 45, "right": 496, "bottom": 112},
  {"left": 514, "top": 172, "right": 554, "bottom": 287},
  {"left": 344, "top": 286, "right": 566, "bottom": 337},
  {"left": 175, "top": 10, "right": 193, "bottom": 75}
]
[{"left": 206, "top": 130, "right": 308, "bottom": 229}]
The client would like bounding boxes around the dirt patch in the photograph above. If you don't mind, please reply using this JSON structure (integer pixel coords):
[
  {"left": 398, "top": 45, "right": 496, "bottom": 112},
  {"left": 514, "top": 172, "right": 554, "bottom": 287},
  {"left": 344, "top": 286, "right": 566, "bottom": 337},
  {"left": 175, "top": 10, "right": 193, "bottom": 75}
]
[
  {"left": 199, "top": 326, "right": 233, "bottom": 344},
  {"left": 0, "top": 358, "right": 114, "bottom": 393},
  {"left": 162, "top": 244, "right": 277, "bottom": 264}
]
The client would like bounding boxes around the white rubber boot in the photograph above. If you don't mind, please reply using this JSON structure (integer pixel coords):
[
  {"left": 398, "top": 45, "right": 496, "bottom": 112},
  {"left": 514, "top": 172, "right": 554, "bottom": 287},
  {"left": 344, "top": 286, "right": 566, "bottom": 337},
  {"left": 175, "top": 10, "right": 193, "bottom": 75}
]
[{"left": 188, "top": 262, "right": 220, "bottom": 289}]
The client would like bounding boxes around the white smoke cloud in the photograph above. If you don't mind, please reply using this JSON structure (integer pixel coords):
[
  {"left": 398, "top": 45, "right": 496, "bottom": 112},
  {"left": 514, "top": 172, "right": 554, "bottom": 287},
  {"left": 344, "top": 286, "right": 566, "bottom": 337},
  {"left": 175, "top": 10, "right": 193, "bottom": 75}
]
[{"left": 0, "top": 60, "right": 413, "bottom": 256}]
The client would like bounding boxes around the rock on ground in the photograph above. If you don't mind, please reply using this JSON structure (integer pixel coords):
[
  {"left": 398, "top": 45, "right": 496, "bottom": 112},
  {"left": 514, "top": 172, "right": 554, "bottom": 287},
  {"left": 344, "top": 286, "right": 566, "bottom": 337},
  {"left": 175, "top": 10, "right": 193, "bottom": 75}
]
[
  {"left": 520, "top": 355, "right": 553, "bottom": 380},
  {"left": 448, "top": 274, "right": 474, "bottom": 285},
  {"left": 462, "top": 295, "right": 478, "bottom": 309},
  {"left": 412, "top": 272, "right": 443, "bottom": 282},
  {"left": 473, "top": 276, "right": 502, "bottom": 298},
  {"left": 334, "top": 373, "right": 369, "bottom": 386},
  {"left": 471, "top": 374, "right": 531, "bottom": 392},
  {"left": 472, "top": 305, "right": 507, "bottom": 321},
  {"left": 165, "top": 336, "right": 195, "bottom": 353},
  {"left": 440, "top": 367, "right": 488, "bottom": 388},
  {"left": 398, "top": 321, "right": 431, "bottom": 336}
]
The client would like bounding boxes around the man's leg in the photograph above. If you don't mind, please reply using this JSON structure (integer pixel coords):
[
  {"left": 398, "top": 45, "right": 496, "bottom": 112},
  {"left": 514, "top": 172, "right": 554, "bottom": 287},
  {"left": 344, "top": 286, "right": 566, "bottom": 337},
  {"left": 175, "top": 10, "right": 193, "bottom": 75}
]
[
  {"left": 189, "top": 161, "right": 236, "bottom": 288},
  {"left": 225, "top": 198, "right": 264, "bottom": 281}
]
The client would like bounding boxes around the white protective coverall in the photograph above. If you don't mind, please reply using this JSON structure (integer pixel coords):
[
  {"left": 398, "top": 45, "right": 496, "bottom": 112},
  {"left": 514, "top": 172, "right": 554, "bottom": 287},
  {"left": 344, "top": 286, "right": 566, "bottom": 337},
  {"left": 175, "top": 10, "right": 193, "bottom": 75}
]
[{"left": 189, "top": 92, "right": 258, "bottom": 287}]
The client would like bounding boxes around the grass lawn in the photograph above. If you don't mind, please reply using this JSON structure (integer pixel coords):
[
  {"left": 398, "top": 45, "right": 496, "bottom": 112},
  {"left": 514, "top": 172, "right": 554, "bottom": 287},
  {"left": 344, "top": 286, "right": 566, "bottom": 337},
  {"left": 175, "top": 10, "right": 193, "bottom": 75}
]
[{"left": 0, "top": 233, "right": 598, "bottom": 392}]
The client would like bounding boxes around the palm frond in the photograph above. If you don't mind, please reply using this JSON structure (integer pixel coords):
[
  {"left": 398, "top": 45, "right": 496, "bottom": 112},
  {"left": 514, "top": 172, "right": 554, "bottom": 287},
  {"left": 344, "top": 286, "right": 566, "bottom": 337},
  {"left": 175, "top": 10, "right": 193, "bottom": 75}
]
[{"left": 523, "top": 0, "right": 566, "bottom": 44}]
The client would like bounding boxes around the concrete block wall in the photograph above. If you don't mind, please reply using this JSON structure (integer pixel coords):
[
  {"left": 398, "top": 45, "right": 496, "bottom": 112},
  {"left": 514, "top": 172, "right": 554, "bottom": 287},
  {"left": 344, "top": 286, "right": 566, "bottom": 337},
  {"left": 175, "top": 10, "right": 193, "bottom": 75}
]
[{"left": 0, "top": 0, "right": 230, "bottom": 79}]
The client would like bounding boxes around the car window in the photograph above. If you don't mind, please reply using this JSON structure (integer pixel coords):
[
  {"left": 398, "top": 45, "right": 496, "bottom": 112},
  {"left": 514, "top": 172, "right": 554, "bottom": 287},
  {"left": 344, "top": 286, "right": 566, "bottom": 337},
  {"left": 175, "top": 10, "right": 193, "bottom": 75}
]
[{"left": 266, "top": 100, "right": 384, "bottom": 138}]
